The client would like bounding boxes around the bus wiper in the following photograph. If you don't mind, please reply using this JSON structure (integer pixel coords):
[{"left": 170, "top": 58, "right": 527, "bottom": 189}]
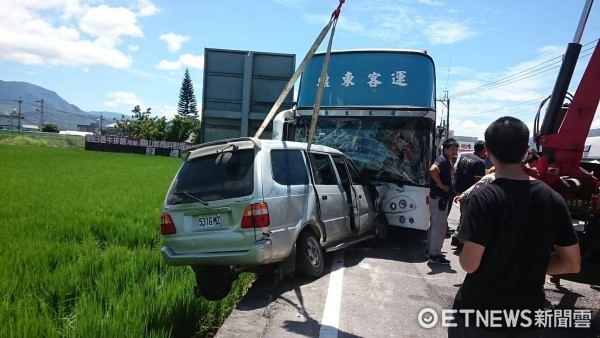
[{"left": 175, "top": 191, "right": 208, "bottom": 205}]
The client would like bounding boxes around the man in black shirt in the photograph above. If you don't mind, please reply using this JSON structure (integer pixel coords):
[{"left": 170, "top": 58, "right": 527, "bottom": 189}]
[
  {"left": 454, "top": 140, "right": 487, "bottom": 194},
  {"left": 452, "top": 140, "right": 487, "bottom": 249},
  {"left": 427, "top": 138, "right": 459, "bottom": 264},
  {"left": 449, "top": 116, "right": 580, "bottom": 336}
]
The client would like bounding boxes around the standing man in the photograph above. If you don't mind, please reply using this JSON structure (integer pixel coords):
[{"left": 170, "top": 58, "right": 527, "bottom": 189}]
[
  {"left": 454, "top": 140, "right": 487, "bottom": 195},
  {"left": 451, "top": 140, "right": 487, "bottom": 248},
  {"left": 427, "top": 138, "right": 459, "bottom": 264},
  {"left": 449, "top": 117, "right": 580, "bottom": 336}
]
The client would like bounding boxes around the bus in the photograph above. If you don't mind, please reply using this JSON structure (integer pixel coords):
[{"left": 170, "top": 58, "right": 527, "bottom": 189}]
[{"left": 273, "top": 49, "right": 437, "bottom": 231}]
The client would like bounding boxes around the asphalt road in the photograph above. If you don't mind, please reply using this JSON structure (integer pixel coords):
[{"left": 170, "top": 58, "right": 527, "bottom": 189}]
[{"left": 216, "top": 204, "right": 600, "bottom": 338}]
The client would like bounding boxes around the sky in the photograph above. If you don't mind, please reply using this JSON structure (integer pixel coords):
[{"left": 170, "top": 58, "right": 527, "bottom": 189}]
[{"left": 0, "top": 0, "right": 599, "bottom": 139}]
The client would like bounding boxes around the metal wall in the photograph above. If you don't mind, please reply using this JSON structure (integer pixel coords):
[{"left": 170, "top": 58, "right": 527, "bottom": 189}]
[{"left": 201, "top": 48, "right": 295, "bottom": 143}]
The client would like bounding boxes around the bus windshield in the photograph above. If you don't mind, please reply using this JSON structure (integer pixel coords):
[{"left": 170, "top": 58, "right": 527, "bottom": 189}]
[{"left": 294, "top": 117, "right": 434, "bottom": 186}]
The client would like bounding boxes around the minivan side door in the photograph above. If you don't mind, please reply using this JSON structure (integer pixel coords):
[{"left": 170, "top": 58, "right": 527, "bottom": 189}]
[
  {"left": 308, "top": 152, "right": 351, "bottom": 241},
  {"left": 331, "top": 154, "right": 373, "bottom": 234},
  {"left": 344, "top": 157, "right": 374, "bottom": 234},
  {"left": 330, "top": 154, "right": 359, "bottom": 233}
]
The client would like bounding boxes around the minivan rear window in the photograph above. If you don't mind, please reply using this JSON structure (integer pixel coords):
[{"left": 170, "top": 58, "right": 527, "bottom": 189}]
[{"left": 167, "top": 149, "right": 254, "bottom": 205}]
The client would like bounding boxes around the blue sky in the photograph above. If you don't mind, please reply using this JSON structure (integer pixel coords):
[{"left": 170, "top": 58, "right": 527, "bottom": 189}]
[{"left": 0, "top": 0, "right": 598, "bottom": 138}]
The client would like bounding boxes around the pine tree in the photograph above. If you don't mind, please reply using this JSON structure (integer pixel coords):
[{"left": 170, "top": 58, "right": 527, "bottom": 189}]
[{"left": 177, "top": 68, "right": 198, "bottom": 116}]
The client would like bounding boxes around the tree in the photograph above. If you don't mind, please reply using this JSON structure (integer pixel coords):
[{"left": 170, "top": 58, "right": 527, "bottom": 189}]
[
  {"left": 166, "top": 115, "right": 195, "bottom": 142},
  {"left": 177, "top": 69, "right": 199, "bottom": 116},
  {"left": 115, "top": 105, "right": 200, "bottom": 143},
  {"left": 41, "top": 123, "right": 59, "bottom": 133},
  {"left": 131, "top": 105, "right": 151, "bottom": 120},
  {"left": 115, "top": 115, "right": 133, "bottom": 136},
  {"left": 191, "top": 120, "right": 202, "bottom": 144}
]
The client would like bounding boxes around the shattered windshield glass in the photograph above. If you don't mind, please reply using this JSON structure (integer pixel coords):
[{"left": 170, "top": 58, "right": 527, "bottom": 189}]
[{"left": 294, "top": 117, "right": 434, "bottom": 186}]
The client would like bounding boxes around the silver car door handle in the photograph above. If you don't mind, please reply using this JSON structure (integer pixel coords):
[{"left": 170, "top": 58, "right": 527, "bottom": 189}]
[{"left": 322, "top": 195, "right": 328, "bottom": 200}]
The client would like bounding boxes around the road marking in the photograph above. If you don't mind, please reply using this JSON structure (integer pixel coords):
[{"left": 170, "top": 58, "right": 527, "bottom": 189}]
[{"left": 319, "top": 251, "right": 344, "bottom": 338}]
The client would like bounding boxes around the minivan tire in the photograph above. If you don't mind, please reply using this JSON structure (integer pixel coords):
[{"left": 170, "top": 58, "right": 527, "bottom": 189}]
[
  {"left": 371, "top": 212, "right": 389, "bottom": 245},
  {"left": 296, "top": 230, "right": 324, "bottom": 277},
  {"left": 192, "top": 265, "right": 234, "bottom": 301}
]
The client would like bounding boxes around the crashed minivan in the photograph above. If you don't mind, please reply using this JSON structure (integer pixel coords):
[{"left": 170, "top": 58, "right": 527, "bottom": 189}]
[{"left": 160, "top": 137, "right": 382, "bottom": 300}]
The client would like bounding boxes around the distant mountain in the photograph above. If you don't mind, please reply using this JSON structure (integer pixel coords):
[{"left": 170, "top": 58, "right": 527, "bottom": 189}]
[{"left": 0, "top": 80, "right": 121, "bottom": 130}]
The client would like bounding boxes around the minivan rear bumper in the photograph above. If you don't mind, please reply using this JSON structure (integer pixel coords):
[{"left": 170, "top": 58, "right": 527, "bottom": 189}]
[{"left": 160, "top": 239, "right": 273, "bottom": 266}]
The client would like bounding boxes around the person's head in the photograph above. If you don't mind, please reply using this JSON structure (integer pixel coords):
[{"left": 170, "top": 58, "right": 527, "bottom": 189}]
[
  {"left": 474, "top": 140, "right": 486, "bottom": 157},
  {"left": 484, "top": 116, "right": 529, "bottom": 164},
  {"left": 442, "top": 138, "right": 459, "bottom": 159}
]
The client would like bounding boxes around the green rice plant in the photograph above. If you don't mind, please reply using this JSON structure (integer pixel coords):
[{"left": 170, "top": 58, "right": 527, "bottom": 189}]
[
  {"left": 0, "top": 145, "right": 253, "bottom": 337},
  {"left": 0, "top": 135, "right": 49, "bottom": 147},
  {"left": 0, "top": 131, "right": 85, "bottom": 149}
]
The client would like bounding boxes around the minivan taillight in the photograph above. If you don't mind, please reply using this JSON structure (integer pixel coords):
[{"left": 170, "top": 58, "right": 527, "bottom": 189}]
[
  {"left": 160, "top": 213, "right": 177, "bottom": 235},
  {"left": 241, "top": 202, "right": 270, "bottom": 228}
]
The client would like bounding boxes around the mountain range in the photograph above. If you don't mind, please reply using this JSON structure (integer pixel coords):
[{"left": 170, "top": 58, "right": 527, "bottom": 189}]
[
  {"left": 1, "top": 80, "right": 599, "bottom": 137},
  {"left": 0, "top": 80, "right": 122, "bottom": 131}
]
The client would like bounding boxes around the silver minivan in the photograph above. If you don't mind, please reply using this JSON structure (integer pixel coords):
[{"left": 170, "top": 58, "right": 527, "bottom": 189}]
[{"left": 160, "top": 137, "right": 380, "bottom": 300}]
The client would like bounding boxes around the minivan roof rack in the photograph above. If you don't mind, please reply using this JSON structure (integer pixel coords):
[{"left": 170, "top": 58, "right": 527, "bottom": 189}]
[{"left": 181, "top": 137, "right": 261, "bottom": 159}]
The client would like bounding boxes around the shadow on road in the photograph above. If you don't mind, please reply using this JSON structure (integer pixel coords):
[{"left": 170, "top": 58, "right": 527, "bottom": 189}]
[{"left": 233, "top": 254, "right": 366, "bottom": 337}]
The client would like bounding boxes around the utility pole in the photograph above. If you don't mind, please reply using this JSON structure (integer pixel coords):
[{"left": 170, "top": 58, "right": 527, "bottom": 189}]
[
  {"left": 11, "top": 109, "right": 16, "bottom": 130},
  {"left": 436, "top": 91, "right": 450, "bottom": 139},
  {"left": 17, "top": 98, "right": 22, "bottom": 131},
  {"left": 36, "top": 99, "right": 44, "bottom": 130}
]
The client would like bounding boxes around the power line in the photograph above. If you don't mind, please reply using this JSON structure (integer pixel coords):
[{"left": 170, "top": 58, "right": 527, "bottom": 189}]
[
  {"left": 450, "top": 39, "right": 598, "bottom": 99},
  {"left": 452, "top": 49, "right": 594, "bottom": 98},
  {"left": 455, "top": 83, "right": 582, "bottom": 124}
]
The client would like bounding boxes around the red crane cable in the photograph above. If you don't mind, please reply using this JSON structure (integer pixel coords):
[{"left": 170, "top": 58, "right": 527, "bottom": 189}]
[{"left": 331, "top": 0, "right": 345, "bottom": 19}]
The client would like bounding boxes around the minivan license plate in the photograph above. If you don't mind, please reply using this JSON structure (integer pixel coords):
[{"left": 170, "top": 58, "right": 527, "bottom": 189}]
[{"left": 198, "top": 214, "right": 221, "bottom": 228}]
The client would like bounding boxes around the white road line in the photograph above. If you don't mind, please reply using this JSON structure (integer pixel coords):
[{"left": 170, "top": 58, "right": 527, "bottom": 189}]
[{"left": 319, "top": 251, "right": 345, "bottom": 338}]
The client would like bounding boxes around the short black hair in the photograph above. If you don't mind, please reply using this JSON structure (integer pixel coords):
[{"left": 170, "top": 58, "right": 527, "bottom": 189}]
[
  {"left": 443, "top": 138, "right": 459, "bottom": 149},
  {"left": 474, "top": 140, "right": 485, "bottom": 152},
  {"left": 484, "top": 116, "right": 529, "bottom": 164}
]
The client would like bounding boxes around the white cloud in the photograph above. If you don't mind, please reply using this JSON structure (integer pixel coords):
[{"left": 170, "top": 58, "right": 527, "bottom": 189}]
[
  {"left": 418, "top": 0, "right": 445, "bottom": 6},
  {"left": 136, "top": 0, "right": 159, "bottom": 17},
  {"left": 180, "top": 54, "right": 204, "bottom": 69},
  {"left": 155, "top": 105, "right": 178, "bottom": 119},
  {"left": 79, "top": 5, "right": 143, "bottom": 46},
  {"left": 0, "top": 2, "right": 155, "bottom": 69},
  {"left": 423, "top": 21, "right": 474, "bottom": 45},
  {"left": 156, "top": 60, "right": 181, "bottom": 71},
  {"left": 128, "top": 45, "right": 140, "bottom": 52},
  {"left": 311, "top": 2, "right": 474, "bottom": 46},
  {"left": 104, "top": 92, "right": 144, "bottom": 108},
  {"left": 160, "top": 33, "right": 190, "bottom": 53},
  {"left": 156, "top": 54, "right": 204, "bottom": 71}
]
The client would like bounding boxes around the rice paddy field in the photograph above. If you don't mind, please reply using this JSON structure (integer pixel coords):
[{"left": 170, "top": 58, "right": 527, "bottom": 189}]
[{"left": 0, "top": 140, "right": 253, "bottom": 337}]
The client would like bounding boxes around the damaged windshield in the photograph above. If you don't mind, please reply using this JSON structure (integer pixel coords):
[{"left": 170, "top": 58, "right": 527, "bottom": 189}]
[{"left": 294, "top": 117, "right": 434, "bottom": 186}]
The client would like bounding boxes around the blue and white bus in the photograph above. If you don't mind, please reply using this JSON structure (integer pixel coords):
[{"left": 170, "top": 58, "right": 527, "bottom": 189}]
[{"left": 273, "top": 49, "right": 437, "bottom": 231}]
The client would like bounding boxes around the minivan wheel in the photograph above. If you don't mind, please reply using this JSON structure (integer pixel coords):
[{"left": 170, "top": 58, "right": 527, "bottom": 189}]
[
  {"left": 296, "top": 230, "right": 324, "bottom": 277},
  {"left": 371, "top": 212, "right": 389, "bottom": 245},
  {"left": 192, "top": 265, "right": 235, "bottom": 301}
]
